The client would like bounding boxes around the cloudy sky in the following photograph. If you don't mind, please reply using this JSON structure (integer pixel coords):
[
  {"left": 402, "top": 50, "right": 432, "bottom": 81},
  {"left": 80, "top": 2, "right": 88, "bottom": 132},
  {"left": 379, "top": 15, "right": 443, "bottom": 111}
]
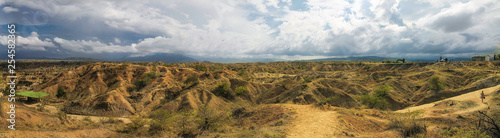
[{"left": 1, "top": 0, "right": 500, "bottom": 61}]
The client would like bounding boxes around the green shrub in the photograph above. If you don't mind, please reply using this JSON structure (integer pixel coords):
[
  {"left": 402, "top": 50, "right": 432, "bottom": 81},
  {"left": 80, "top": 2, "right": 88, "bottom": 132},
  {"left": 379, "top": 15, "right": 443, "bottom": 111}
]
[
  {"left": 429, "top": 76, "right": 445, "bottom": 91},
  {"left": 184, "top": 75, "right": 199, "bottom": 84},
  {"left": 238, "top": 70, "right": 252, "bottom": 81},
  {"left": 194, "top": 64, "right": 207, "bottom": 71},
  {"left": 196, "top": 106, "right": 227, "bottom": 132},
  {"left": 56, "top": 86, "right": 66, "bottom": 98},
  {"left": 357, "top": 85, "right": 392, "bottom": 109},
  {"left": 440, "top": 127, "right": 490, "bottom": 138},
  {"left": 149, "top": 110, "right": 174, "bottom": 134},
  {"left": 123, "top": 117, "right": 149, "bottom": 134},
  {"left": 235, "top": 86, "right": 248, "bottom": 96},
  {"left": 176, "top": 110, "right": 199, "bottom": 137},
  {"left": 83, "top": 116, "right": 92, "bottom": 123},
  {"left": 390, "top": 111, "right": 426, "bottom": 137},
  {"left": 374, "top": 85, "right": 392, "bottom": 97},
  {"left": 304, "top": 77, "right": 312, "bottom": 83},
  {"left": 359, "top": 94, "right": 389, "bottom": 109},
  {"left": 213, "top": 82, "right": 235, "bottom": 100},
  {"left": 135, "top": 72, "right": 159, "bottom": 90}
]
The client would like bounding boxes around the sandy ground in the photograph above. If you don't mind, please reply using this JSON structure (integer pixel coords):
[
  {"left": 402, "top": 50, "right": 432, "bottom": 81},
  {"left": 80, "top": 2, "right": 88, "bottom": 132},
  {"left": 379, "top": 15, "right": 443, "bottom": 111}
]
[
  {"left": 282, "top": 85, "right": 500, "bottom": 138},
  {"left": 0, "top": 128, "right": 117, "bottom": 138},
  {"left": 283, "top": 104, "right": 341, "bottom": 138},
  {"left": 396, "top": 84, "right": 500, "bottom": 117},
  {"left": 67, "top": 114, "right": 132, "bottom": 124},
  {"left": 25, "top": 104, "right": 132, "bottom": 124}
]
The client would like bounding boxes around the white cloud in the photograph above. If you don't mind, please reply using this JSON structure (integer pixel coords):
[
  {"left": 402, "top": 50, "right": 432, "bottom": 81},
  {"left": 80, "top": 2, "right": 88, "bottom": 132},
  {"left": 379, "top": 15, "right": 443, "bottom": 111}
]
[
  {"left": 5, "top": 0, "right": 500, "bottom": 59},
  {"left": 0, "top": 32, "right": 55, "bottom": 51},
  {"left": 114, "top": 38, "right": 121, "bottom": 44},
  {"left": 2, "top": 7, "right": 19, "bottom": 13},
  {"left": 54, "top": 37, "right": 135, "bottom": 53}
]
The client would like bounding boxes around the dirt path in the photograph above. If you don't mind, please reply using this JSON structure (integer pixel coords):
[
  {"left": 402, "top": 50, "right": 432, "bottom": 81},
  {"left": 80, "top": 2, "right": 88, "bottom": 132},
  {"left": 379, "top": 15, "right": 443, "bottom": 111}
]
[
  {"left": 283, "top": 104, "right": 341, "bottom": 138},
  {"left": 68, "top": 114, "right": 132, "bottom": 124},
  {"left": 396, "top": 85, "right": 500, "bottom": 116},
  {"left": 25, "top": 104, "right": 132, "bottom": 124}
]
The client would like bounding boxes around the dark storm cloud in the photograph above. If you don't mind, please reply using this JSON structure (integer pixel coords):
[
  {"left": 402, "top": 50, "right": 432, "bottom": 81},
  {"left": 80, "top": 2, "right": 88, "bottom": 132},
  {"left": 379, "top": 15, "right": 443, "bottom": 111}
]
[{"left": 0, "top": 0, "right": 499, "bottom": 60}]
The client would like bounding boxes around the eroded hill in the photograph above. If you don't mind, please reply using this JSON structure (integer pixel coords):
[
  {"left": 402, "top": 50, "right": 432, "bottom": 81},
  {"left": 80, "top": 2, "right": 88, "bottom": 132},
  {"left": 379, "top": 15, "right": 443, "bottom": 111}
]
[{"left": 1, "top": 60, "right": 500, "bottom": 137}]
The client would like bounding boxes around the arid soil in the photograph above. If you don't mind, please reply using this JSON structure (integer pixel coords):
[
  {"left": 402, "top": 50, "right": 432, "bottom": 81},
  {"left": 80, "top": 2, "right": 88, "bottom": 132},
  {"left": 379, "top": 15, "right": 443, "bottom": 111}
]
[{"left": 1, "top": 60, "right": 499, "bottom": 137}]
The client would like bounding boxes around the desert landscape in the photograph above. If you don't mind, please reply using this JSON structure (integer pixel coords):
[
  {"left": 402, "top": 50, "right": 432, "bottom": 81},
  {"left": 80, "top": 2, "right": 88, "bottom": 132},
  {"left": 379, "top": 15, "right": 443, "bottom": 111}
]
[
  {"left": 2, "top": 0, "right": 500, "bottom": 138},
  {"left": 0, "top": 60, "right": 499, "bottom": 137}
]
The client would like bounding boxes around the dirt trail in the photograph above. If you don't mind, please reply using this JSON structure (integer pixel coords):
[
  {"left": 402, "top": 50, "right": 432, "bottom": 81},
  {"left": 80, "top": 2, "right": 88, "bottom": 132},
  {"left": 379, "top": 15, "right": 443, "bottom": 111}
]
[
  {"left": 68, "top": 114, "right": 132, "bottom": 124},
  {"left": 396, "top": 84, "right": 500, "bottom": 116},
  {"left": 25, "top": 104, "right": 132, "bottom": 124},
  {"left": 283, "top": 104, "right": 341, "bottom": 138}
]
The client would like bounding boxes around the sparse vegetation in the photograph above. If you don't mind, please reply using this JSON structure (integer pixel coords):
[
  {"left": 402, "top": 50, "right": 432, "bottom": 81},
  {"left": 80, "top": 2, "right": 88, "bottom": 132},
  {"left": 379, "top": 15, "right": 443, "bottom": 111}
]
[
  {"left": 184, "top": 75, "right": 199, "bottom": 84},
  {"left": 357, "top": 85, "right": 392, "bottom": 110},
  {"left": 238, "top": 70, "right": 252, "bottom": 81},
  {"left": 213, "top": 82, "right": 235, "bottom": 100},
  {"left": 135, "top": 71, "right": 159, "bottom": 90},
  {"left": 429, "top": 76, "right": 445, "bottom": 92},
  {"left": 389, "top": 111, "right": 427, "bottom": 137},
  {"left": 358, "top": 94, "right": 389, "bottom": 110},
  {"left": 56, "top": 86, "right": 66, "bottom": 98},
  {"left": 235, "top": 86, "right": 248, "bottom": 96},
  {"left": 4, "top": 60, "right": 500, "bottom": 137}
]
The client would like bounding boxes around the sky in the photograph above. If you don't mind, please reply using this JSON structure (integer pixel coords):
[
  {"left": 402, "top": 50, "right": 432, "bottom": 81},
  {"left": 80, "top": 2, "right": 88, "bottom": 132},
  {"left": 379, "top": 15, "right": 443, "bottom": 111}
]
[{"left": 1, "top": 0, "right": 500, "bottom": 61}]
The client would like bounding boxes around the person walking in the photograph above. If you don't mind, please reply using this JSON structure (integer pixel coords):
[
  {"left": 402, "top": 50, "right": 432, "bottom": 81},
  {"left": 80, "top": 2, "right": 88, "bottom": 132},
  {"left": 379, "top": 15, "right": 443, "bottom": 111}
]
[{"left": 481, "top": 91, "right": 486, "bottom": 103}]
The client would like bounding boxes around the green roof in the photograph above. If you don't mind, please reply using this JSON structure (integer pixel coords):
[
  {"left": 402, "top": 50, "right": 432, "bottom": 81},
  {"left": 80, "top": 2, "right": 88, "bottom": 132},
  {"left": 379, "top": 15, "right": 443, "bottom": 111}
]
[
  {"left": 17, "top": 91, "right": 49, "bottom": 98},
  {"left": 472, "top": 55, "right": 490, "bottom": 58}
]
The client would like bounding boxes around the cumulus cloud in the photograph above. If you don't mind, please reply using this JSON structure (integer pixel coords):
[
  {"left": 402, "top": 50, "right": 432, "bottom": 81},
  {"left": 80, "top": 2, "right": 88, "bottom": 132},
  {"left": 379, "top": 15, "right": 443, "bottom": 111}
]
[
  {"left": 53, "top": 37, "right": 135, "bottom": 53},
  {"left": 2, "top": 7, "right": 19, "bottom": 13},
  {"left": 0, "top": 32, "right": 55, "bottom": 51},
  {"left": 1, "top": 0, "right": 500, "bottom": 59}
]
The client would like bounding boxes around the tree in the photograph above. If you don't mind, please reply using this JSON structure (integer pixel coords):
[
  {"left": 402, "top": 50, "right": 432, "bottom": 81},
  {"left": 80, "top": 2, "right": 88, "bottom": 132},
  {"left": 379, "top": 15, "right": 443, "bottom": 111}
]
[{"left": 476, "top": 111, "right": 500, "bottom": 137}]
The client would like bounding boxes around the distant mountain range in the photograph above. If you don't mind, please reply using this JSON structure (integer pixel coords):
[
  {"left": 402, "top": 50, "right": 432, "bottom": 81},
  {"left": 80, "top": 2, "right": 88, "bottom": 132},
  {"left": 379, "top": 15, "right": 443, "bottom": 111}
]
[
  {"left": 118, "top": 53, "right": 198, "bottom": 63},
  {"left": 3, "top": 53, "right": 479, "bottom": 63},
  {"left": 305, "top": 56, "right": 396, "bottom": 62},
  {"left": 303, "top": 56, "right": 474, "bottom": 62}
]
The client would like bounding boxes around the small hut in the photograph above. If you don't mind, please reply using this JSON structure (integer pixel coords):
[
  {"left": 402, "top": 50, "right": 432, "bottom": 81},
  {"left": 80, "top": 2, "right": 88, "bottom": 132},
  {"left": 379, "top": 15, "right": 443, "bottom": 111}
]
[
  {"left": 472, "top": 55, "right": 491, "bottom": 61},
  {"left": 17, "top": 91, "right": 49, "bottom": 104}
]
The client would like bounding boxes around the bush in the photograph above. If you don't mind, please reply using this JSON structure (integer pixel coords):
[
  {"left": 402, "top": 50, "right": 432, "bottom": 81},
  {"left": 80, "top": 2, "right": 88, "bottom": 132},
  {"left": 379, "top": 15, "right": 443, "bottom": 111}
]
[
  {"left": 357, "top": 85, "right": 392, "bottom": 109},
  {"left": 123, "top": 117, "right": 149, "bottom": 134},
  {"left": 149, "top": 110, "right": 174, "bottom": 134},
  {"left": 318, "top": 96, "right": 339, "bottom": 106},
  {"left": 175, "top": 110, "right": 199, "bottom": 137},
  {"left": 135, "top": 72, "right": 159, "bottom": 90},
  {"left": 83, "top": 116, "right": 93, "bottom": 123},
  {"left": 238, "top": 70, "right": 252, "bottom": 81},
  {"left": 440, "top": 127, "right": 490, "bottom": 138},
  {"left": 194, "top": 64, "right": 207, "bottom": 71},
  {"left": 429, "top": 76, "right": 445, "bottom": 92},
  {"left": 196, "top": 106, "right": 227, "bottom": 132},
  {"left": 184, "top": 75, "right": 199, "bottom": 84},
  {"left": 235, "top": 86, "right": 248, "bottom": 96},
  {"left": 56, "top": 86, "right": 66, "bottom": 98},
  {"left": 390, "top": 111, "right": 427, "bottom": 137},
  {"left": 213, "top": 82, "right": 235, "bottom": 100},
  {"left": 359, "top": 94, "right": 389, "bottom": 109},
  {"left": 374, "top": 85, "right": 392, "bottom": 97}
]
